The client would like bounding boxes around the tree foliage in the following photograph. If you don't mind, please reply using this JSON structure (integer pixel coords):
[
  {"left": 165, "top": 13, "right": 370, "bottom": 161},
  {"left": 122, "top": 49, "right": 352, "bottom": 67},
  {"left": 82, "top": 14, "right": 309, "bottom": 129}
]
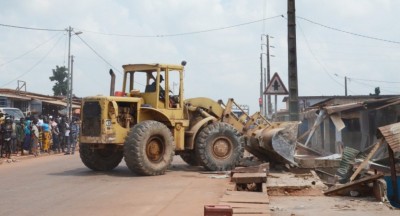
[
  {"left": 369, "top": 87, "right": 381, "bottom": 96},
  {"left": 49, "top": 65, "right": 68, "bottom": 96}
]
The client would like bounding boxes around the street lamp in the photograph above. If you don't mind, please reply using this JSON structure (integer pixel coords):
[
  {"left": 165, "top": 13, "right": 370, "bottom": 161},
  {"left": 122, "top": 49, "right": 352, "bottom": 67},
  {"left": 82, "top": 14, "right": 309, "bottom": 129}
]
[{"left": 66, "top": 27, "right": 82, "bottom": 122}]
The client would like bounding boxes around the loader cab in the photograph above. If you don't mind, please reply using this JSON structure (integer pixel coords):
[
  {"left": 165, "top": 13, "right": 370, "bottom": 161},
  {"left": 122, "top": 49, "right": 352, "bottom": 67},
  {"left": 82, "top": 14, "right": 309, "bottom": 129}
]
[{"left": 122, "top": 64, "right": 184, "bottom": 110}]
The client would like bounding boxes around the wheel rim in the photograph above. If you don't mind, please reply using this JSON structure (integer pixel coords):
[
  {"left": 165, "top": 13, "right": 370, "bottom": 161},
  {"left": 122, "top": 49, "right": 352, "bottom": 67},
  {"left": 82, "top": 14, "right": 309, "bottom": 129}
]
[
  {"left": 211, "top": 137, "right": 232, "bottom": 159},
  {"left": 146, "top": 137, "right": 165, "bottom": 162}
]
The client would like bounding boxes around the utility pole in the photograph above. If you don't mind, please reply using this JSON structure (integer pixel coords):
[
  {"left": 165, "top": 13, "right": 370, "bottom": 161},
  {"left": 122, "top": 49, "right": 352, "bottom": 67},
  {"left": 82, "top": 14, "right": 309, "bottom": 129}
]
[
  {"left": 288, "top": 0, "right": 299, "bottom": 121},
  {"left": 266, "top": 35, "right": 272, "bottom": 117},
  {"left": 69, "top": 55, "right": 74, "bottom": 120},
  {"left": 263, "top": 68, "right": 267, "bottom": 116},
  {"left": 65, "top": 26, "right": 82, "bottom": 122},
  {"left": 345, "top": 76, "right": 348, "bottom": 96},
  {"left": 66, "top": 26, "right": 72, "bottom": 122},
  {"left": 259, "top": 54, "right": 263, "bottom": 114}
]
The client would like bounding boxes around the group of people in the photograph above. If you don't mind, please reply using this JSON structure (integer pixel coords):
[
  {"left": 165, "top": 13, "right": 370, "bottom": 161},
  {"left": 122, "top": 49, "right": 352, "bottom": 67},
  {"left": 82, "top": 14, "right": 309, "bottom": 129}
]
[{"left": 0, "top": 114, "right": 80, "bottom": 159}]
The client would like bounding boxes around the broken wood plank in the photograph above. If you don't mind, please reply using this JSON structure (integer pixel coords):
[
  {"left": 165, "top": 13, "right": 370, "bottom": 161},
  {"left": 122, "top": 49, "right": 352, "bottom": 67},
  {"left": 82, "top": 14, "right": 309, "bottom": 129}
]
[
  {"left": 218, "top": 202, "right": 268, "bottom": 209},
  {"left": 231, "top": 163, "right": 269, "bottom": 177},
  {"left": 220, "top": 196, "right": 269, "bottom": 204},
  {"left": 224, "top": 191, "right": 269, "bottom": 199},
  {"left": 324, "top": 173, "right": 384, "bottom": 195},
  {"left": 232, "top": 172, "right": 267, "bottom": 184},
  {"left": 233, "top": 214, "right": 271, "bottom": 216},
  {"left": 330, "top": 113, "right": 345, "bottom": 131},
  {"left": 233, "top": 208, "right": 271, "bottom": 214},
  {"left": 349, "top": 139, "right": 384, "bottom": 182}
]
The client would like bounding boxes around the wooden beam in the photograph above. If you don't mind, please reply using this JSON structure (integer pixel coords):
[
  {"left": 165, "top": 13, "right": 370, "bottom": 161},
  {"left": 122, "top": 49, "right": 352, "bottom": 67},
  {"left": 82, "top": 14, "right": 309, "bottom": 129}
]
[
  {"left": 232, "top": 173, "right": 267, "bottom": 184},
  {"left": 324, "top": 173, "right": 384, "bottom": 195},
  {"left": 349, "top": 139, "right": 384, "bottom": 182}
]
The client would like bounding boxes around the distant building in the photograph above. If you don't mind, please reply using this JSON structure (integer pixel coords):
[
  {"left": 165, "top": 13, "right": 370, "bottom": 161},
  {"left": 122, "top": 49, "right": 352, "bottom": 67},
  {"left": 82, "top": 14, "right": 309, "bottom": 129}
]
[
  {"left": 278, "top": 95, "right": 400, "bottom": 155},
  {"left": 0, "top": 88, "right": 81, "bottom": 117}
]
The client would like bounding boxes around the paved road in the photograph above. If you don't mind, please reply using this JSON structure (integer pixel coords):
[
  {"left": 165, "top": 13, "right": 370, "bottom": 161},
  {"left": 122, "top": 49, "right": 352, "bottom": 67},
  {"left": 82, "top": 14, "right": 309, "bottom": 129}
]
[{"left": 0, "top": 154, "right": 229, "bottom": 216}]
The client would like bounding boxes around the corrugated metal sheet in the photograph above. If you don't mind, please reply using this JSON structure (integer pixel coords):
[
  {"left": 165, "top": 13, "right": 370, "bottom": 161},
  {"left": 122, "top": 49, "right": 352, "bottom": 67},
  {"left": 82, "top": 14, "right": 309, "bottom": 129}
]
[
  {"left": 378, "top": 122, "right": 400, "bottom": 153},
  {"left": 324, "top": 102, "right": 364, "bottom": 115},
  {"left": 336, "top": 146, "right": 360, "bottom": 183}
]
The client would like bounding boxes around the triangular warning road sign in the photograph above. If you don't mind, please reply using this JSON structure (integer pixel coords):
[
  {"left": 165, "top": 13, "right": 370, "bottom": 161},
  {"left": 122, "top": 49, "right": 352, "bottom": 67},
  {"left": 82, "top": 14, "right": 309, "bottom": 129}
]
[{"left": 264, "top": 72, "right": 288, "bottom": 95}]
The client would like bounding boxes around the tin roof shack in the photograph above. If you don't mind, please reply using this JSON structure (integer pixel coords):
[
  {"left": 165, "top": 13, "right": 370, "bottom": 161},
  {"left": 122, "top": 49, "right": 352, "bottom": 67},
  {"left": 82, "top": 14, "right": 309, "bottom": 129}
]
[
  {"left": 297, "top": 97, "right": 400, "bottom": 156},
  {"left": 0, "top": 88, "right": 81, "bottom": 117}
]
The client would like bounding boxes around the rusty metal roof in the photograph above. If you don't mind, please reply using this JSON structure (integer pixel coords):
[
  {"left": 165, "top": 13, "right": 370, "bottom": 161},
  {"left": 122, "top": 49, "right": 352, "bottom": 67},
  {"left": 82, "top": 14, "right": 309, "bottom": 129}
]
[{"left": 378, "top": 122, "right": 400, "bottom": 153}]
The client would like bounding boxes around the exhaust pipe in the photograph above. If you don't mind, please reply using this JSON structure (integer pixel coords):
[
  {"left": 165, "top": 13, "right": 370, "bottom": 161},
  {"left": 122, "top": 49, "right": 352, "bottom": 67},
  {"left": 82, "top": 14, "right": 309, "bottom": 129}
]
[{"left": 109, "top": 69, "right": 115, "bottom": 96}]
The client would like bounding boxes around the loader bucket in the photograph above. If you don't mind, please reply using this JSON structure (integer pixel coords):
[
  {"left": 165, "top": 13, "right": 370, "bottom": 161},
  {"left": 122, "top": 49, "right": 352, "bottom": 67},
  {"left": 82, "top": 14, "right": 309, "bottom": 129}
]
[{"left": 246, "top": 122, "right": 299, "bottom": 165}]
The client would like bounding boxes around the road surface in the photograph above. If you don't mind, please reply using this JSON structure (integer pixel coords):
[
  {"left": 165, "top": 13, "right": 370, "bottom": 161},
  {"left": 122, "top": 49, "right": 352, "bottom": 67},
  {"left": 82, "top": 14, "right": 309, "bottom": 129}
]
[{"left": 0, "top": 154, "right": 229, "bottom": 216}]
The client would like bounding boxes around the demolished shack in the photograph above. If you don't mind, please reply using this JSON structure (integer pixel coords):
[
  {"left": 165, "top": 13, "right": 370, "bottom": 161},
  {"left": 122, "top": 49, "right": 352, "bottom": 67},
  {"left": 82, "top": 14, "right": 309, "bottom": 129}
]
[{"left": 298, "top": 97, "right": 400, "bottom": 156}]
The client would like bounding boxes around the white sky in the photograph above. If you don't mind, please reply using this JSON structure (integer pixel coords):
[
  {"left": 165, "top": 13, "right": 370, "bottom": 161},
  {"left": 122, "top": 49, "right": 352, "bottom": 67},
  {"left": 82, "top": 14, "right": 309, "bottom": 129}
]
[{"left": 0, "top": 0, "right": 399, "bottom": 114}]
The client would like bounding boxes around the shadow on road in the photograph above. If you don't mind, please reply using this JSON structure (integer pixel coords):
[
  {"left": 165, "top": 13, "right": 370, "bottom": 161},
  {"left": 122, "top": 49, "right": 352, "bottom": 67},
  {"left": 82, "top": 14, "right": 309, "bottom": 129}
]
[
  {"left": 48, "top": 162, "right": 208, "bottom": 178},
  {"left": 48, "top": 166, "right": 139, "bottom": 178}
]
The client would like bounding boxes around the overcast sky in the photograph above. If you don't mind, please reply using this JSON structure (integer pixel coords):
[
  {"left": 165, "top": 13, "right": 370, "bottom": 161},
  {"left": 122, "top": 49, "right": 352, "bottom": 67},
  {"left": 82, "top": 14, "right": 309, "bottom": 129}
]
[{"left": 0, "top": 0, "right": 399, "bottom": 113}]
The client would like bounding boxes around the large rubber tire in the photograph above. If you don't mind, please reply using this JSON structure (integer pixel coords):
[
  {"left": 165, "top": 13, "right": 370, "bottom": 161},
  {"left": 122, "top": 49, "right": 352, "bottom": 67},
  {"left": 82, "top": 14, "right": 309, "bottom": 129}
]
[
  {"left": 124, "top": 120, "right": 175, "bottom": 176},
  {"left": 79, "top": 144, "right": 123, "bottom": 171},
  {"left": 195, "top": 122, "right": 244, "bottom": 171},
  {"left": 180, "top": 151, "right": 200, "bottom": 166}
]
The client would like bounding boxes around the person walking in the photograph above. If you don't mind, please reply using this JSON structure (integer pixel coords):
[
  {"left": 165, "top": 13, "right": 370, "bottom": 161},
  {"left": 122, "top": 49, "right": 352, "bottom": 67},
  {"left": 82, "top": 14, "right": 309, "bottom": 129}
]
[
  {"left": 41, "top": 118, "right": 51, "bottom": 154},
  {"left": 23, "top": 117, "right": 32, "bottom": 154},
  {"left": 31, "top": 118, "right": 39, "bottom": 157},
  {"left": 64, "top": 119, "right": 71, "bottom": 155},
  {"left": 66, "top": 117, "right": 79, "bottom": 155},
  {"left": 51, "top": 118, "right": 60, "bottom": 153},
  {"left": 10, "top": 116, "right": 17, "bottom": 155},
  {"left": 59, "top": 117, "right": 67, "bottom": 153},
  {"left": 1, "top": 116, "right": 13, "bottom": 159},
  {"left": 16, "top": 117, "right": 25, "bottom": 156}
]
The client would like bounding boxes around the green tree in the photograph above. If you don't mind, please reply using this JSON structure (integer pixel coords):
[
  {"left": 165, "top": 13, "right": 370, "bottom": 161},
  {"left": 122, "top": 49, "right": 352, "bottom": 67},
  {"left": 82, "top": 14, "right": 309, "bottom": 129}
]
[
  {"left": 49, "top": 65, "right": 68, "bottom": 96},
  {"left": 369, "top": 87, "right": 381, "bottom": 96}
]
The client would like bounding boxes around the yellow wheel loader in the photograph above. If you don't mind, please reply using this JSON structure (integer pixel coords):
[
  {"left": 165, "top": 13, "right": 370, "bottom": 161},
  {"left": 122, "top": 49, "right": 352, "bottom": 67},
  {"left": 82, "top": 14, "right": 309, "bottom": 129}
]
[{"left": 79, "top": 62, "right": 298, "bottom": 176}]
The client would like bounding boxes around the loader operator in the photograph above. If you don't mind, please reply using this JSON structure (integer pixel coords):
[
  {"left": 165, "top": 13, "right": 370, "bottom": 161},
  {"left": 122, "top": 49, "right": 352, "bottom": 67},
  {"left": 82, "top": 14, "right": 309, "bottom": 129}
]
[{"left": 146, "top": 74, "right": 166, "bottom": 100}]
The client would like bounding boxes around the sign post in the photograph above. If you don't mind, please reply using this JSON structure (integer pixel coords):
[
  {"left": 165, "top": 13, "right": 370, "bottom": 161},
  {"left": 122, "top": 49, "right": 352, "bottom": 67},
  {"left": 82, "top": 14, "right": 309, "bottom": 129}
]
[{"left": 264, "top": 72, "right": 289, "bottom": 119}]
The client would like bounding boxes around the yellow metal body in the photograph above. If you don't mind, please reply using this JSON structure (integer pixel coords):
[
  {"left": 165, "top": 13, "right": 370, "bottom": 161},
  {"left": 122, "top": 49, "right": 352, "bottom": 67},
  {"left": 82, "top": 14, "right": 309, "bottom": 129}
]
[
  {"left": 80, "top": 63, "right": 296, "bottom": 165},
  {"left": 80, "top": 64, "right": 190, "bottom": 151}
]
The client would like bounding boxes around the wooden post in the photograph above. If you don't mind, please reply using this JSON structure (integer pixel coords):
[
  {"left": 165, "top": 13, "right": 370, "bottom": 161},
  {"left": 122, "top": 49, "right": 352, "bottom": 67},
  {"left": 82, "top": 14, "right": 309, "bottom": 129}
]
[{"left": 388, "top": 145, "right": 399, "bottom": 204}]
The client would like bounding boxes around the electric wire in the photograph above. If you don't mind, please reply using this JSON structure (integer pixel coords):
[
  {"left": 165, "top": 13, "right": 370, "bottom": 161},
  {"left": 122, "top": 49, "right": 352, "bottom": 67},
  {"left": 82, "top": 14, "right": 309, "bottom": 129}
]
[
  {"left": 75, "top": 15, "right": 284, "bottom": 38},
  {"left": 351, "top": 79, "right": 400, "bottom": 94},
  {"left": 296, "top": 18, "right": 357, "bottom": 95},
  {"left": 296, "top": 16, "right": 400, "bottom": 45},
  {"left": 334, "top": 74, "right": 400, "bottom": 94},
  {"left": 347, "top": 76, "right": 400, "bottom": 84},
  {"left": 74, "top": 32, "right": 122, "bottom": 75},
  {"left": 1, "top": 33, "right": 65, "bottom": 88},
  {"left": 0, "top": 23, "right": 65, "bottom": 32},
  {"left": 0, "top": 32, "right": 62, "bottom": 67}
]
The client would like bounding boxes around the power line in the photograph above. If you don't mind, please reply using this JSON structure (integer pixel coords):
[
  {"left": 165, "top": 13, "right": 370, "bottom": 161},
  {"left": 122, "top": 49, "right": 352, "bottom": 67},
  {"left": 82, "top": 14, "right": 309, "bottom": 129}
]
[
  {"left": 351, "top": 79, "right": 400, "bottom": 94},
  {"left": 0, "top": 32, "right": 62, "bottom": 67},
  {"left": 334, "top": 74, "right": 400, "bottom": 84},
  {"left": 296, "top": 16, "right": 400, "bottom": 45},
  {"left": 74, "top": 32, "right": 122, "bottom": 74},
  {"left": 0, "top": 23, "right": 64, "bottom": 32},
  {"left": 75, "top": 15, "right": 284, "bottom": 38},
  {"left": 1, "top": 33, "right": 65, "bottom": 88},
  {"left": 296, "top": 19, "right": 358, "bottom": 95},
  {"left": 349, "top": 77, "right": 400, "bottom": 84}
]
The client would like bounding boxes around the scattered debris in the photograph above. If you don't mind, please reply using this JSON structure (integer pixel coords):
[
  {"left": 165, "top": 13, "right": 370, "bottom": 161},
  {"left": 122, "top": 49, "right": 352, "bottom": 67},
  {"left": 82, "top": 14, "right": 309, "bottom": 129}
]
[
  {"left": 209, "top": 175, "right": 230, "bottom": 179},
  {"left": 266, "top": 172, "right": 326, "bottom": 196},
  {"left": 324, "top": 173, "right": 384, "bottom": 196}
]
